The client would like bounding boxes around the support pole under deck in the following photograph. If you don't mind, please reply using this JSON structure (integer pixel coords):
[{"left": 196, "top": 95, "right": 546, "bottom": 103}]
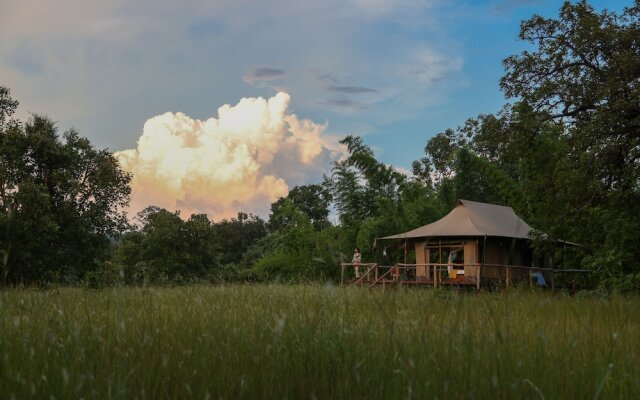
[
  {"left": 477, "top": 235, "right": 486, "bottom": 291},
  {"left": 402, "top": 239, "right": 408, "bottom": 287}
]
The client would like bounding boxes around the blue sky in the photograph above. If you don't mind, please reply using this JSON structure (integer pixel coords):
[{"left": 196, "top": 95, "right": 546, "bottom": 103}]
[{"left": 0, "top": 0, "right": 631, "bottom": 217}]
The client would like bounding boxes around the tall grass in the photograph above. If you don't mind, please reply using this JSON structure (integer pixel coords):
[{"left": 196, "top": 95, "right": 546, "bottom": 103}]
[{"left": 1, "top": 285, "right": 639, "bottom": 399}]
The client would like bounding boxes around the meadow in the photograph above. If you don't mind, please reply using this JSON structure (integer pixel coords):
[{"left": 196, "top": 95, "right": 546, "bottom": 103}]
[{"left": 1, "top": 285, "right": 639, "bottom": 399}]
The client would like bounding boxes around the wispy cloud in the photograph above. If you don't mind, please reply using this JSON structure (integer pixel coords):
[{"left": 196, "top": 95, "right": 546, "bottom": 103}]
[
  {"left": 408, "top": 47, "right": 463, "bottom": 83},
  {"left": 316, "top": 98, "right": 368, "bottom": 109},
  {"left": 349, "top": 0, "right": 439, "bottom": 18},
  {"left": 491, "top": 0, "right": 545, "bottom": 14},
  {"left": 243, "top": 67, "right": 286, "bottom": 83},
  {"left": 6, "top": 45, "right": 46, "bottom": 76},
  {"left": 316, "top": 72, "right": 340, "bottom": 84},
  {"left": 327, "top": 85, "right": 378, "bottom": 94}
]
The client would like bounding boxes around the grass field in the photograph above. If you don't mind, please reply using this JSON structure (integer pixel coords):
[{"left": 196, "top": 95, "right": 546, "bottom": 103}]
[{"left": 1, "top": 285, "right": 639, "bottom": 399}]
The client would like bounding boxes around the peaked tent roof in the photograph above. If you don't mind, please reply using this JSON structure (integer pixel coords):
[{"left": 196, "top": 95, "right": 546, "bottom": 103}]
[{"left": 380, "top": 199, "right": 533, "bottom": 240}]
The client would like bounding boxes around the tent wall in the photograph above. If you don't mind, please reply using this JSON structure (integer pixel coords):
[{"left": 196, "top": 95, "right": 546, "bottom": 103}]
[
  {"left": 463, "top": 240, "right": 479, "bottom": 279},
  {"left": 481, "top": 238, "right": 528, "bottom": 279},
  {"left": 414, "top": 239, "right": 480, "bottom": 280},
  {"left": 410, "top": 237, "right": 547, "bottom": 282},
  {"left": 415, "top": 241, "right": 428, "bottom": 278}
]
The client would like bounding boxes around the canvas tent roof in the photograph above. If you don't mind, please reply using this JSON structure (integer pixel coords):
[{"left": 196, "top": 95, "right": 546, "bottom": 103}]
[{"left": 380, "top": 199, "right": 533, "bottom": 240}]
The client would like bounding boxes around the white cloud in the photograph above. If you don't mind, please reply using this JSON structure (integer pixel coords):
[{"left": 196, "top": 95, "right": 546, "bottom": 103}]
[{"left": 115, "top": 92, "right": 344, "bottom": 220}]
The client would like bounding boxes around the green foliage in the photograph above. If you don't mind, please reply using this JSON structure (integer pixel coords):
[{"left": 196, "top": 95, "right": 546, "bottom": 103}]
[
  {"left": 498, "top": 1, "right": 640, "bottom": 276},
  {"left": 252, "top": 251, "right": 311, "bottom": 281},
  {"left": 114, "top": 207, "right": 267, "bottom": 284},
  {"left": 329, "top": 135, "right": 408, "bottom": 228},
  {"left": 268, "top": 184, "right": 332, "bottom": 232},
  {"left": 327, "top": 135, "right": 443, "bottom": 264},
  {"left": 0, "top": 86, "right": 18, "bottom": 130},
  {"left": 251, "top": 202, "right": 342, "bottom": 281},
  {"left": 214, "top": 212, "right": 267, "bottom": 266},
  {"left": 0, "top": 91, "right": 131, "bottom": 284}
]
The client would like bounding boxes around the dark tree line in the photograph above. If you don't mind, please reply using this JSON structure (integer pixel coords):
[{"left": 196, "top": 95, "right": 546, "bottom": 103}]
[
  {"left": 1, "top": 1, "right": 639, "bottom": 288},
  {"left": 113, "top": 208, "right": 267, "bottom": 285}
]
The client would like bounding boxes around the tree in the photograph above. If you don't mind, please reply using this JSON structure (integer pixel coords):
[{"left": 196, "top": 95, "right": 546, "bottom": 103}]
[
  {"left": 500, "top": 0, "right": 640, "bottom": 277},
  {"left": 502, "top": 1, "right": 640, "bottom": 194},
  {"left": 327, "top": 135, "right": 443, "bottom": 262},
  {"left": 116, "top": 207, "right": 224, "bottom": 283},
  {"left": 412, "top": 128, "right": 467, "bottom": 186},
  {"left": 253, "top": 200, "right": 340, "bottom": 281},
  {"left": 214, "top": 212, "right": 267, "bottom": 266},
  {"left": 0, "top": 86, "right": 19, "bottom": 130},
  {"left": 1, "top": 89, "right": 131, "bottom": 284},
  {"left": 329, "top": 136, "right": 407, "bottom": 227},
  {"left": 268, "top": 184, "right": 332, "bottom": 232}
]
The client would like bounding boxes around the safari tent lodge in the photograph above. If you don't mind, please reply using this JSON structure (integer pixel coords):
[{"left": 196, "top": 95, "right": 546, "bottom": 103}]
[{"left": 341, "top": 199, "right": 588, "bottom": 289}]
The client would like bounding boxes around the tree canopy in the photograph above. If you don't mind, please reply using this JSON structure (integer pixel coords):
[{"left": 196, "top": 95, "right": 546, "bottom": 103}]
[{"left": 0, "top": 87, "right": 131, "bottom": 283}]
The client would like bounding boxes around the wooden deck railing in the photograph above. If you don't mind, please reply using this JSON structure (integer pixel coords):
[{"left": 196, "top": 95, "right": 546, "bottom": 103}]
[
  {"left": 479, "top": 263, "right": 592, "bottom": 290},
  {"left": 340, "top": 262, "right": 592, "bottom": 290},
  {"left": 340, "top": 263, "right": 378, "bottom": 286}
]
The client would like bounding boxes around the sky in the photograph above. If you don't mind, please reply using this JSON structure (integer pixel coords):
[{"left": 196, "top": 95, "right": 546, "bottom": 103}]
[{"left": 0, "top": 0, "right": 630, "bottom": 220}]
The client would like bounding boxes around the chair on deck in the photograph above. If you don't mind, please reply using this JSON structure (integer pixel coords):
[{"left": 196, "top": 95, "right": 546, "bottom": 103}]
[{"left": 531, "top": 272, "right": 548, "bottom": 287}]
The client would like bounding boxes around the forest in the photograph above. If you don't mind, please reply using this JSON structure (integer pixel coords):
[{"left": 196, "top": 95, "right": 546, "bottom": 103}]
[{"left": 1, "top": 1, "right": 639, "bottom": 290}]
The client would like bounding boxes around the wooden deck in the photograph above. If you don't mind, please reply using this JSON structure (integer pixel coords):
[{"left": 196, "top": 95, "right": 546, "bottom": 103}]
[{"left": 340, "top": 262, "right": 592, "bottom": 290}]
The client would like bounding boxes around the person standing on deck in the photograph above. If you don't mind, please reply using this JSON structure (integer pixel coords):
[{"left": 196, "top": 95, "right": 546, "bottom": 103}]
[{"left": 352, "top": 247, "right": 361, "bottom": 277}]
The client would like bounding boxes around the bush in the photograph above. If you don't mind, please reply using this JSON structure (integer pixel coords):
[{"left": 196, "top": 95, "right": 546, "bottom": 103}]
[{"left": 252, "top": 251, "right": 311, "bottom": 282}]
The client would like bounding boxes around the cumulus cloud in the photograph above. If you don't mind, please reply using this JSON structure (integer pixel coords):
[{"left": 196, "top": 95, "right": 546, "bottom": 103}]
[{"left": 115, "top": 92, "right": 343, "bottom": 220}]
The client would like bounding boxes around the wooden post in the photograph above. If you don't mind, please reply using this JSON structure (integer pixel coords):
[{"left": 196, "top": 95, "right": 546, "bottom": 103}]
[
  {"left": 506, "top": 266, "right": 510, "bottom": 289},
  {"left": 341, "top": 264, "right": 345, "bottom": 286},
  {"left": 404, "top": 240, "right": 407, "bottom": 264},
  {"left": 480, "top": 235, "right": 487, "bottom": 291},
  {"left": 476, "top": 264, "right": 481, "bottom": 291},
  {"left": 439, "top": 240, "right": 443, "bottom": 288},
  {"left": 433, "top": 265, "right": 437, "bottom": 288},
  {"left": 482, "top": 236, "right": 487, "bottom": 265},
  {"left": 562, "top": 243, "right": 566, "bottom": 284}
]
